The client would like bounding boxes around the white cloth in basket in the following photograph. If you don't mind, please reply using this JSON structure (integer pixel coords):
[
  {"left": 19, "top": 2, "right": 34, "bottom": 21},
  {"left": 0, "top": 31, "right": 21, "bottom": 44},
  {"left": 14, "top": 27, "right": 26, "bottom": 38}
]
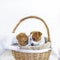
[
  {"left": 0, "top": 33, "right": 20, "bottom": 55},
  {"left": 19, "top": 42, "right": 51, "bottom": 50}
]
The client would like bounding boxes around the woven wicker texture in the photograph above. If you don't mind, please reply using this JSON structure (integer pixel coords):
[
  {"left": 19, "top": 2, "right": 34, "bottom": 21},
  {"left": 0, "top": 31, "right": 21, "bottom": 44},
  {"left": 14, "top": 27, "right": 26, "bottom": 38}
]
[
  {"left": 12, "top": 50, "right": 51, "bottom": 60},
  {"left": 12, "top": 16, "right": 51, "bottom": 60}
]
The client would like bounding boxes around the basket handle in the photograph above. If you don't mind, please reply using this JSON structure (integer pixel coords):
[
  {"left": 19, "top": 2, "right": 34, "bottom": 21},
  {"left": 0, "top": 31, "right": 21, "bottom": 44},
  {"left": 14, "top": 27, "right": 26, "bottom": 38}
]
[{"left": 12, "top": 16, "right": 50, "bottom": 42}]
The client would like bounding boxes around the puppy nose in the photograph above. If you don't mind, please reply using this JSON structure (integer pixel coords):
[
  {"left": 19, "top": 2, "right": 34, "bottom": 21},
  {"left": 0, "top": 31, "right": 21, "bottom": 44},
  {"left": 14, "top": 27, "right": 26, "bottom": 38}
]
[{"left": 31, "top": 43, "right": 34, "bottom": 46}]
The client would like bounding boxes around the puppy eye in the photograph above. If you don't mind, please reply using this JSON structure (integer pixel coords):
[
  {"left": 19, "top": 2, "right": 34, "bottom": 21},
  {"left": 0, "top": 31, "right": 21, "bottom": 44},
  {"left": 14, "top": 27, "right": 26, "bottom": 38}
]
[
  {"left": 33, "top": 38, "right": 35, "bottom": 41},
  {"left": 24, "top": 41, "right": 28, "bottom": 44},
  {"left": 24, "top": 41, "right": 27, "bottom": 42},
  {"left": 24, "top": 40, "right": 28, "bottom": 42}
]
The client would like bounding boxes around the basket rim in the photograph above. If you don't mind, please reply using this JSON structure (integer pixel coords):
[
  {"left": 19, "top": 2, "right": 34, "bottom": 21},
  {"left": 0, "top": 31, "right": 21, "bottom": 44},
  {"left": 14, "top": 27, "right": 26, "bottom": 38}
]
[{"left": 14, "top": 48, "right": 51, "bottom": 53}]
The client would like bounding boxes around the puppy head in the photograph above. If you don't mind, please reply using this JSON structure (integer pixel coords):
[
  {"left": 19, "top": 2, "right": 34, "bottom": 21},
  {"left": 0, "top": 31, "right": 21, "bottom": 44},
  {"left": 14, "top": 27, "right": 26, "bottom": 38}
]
[
  {"left": 16, "top": 33, "right": 28, "bottom": 46},
  {"left": 30, "top": 31, "right": 42, "bottom": 42}
]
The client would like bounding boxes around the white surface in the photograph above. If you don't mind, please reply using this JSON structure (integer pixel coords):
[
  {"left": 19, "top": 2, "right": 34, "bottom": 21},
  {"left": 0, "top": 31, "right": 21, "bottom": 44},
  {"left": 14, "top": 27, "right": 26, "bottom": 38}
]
[{"left": 0, "top": 0, "right": 60, "bottom": 60}]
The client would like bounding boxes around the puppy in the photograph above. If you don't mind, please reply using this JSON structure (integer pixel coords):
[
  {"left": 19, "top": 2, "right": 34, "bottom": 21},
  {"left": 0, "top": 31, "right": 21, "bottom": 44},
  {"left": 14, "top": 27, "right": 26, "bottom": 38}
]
[
  {"left": 16, "top": 33, "right": 28, "bottom": 46},
  {"left": 30, "top": 31, "right": 45, "bottom": 46}
]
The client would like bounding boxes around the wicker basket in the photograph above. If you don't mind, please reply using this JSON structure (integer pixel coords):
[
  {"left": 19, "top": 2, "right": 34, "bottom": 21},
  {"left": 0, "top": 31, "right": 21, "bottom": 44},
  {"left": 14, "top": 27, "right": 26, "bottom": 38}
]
[{"left": 12, "top": 16, "right": 51, "bottom": 60}]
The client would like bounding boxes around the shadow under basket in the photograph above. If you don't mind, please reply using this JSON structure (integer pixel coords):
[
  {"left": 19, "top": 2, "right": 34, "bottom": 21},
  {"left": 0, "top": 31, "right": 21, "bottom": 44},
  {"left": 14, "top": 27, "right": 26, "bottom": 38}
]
[{"left": 12, "top": 16, "right": 51, "bottom": 60}]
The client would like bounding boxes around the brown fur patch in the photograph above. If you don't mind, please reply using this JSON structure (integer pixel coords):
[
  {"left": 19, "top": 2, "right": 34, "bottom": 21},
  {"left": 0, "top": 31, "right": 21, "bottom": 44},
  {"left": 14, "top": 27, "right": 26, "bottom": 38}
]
[{"left": 16, "top": 33, "right": 28, "bottom": 46}]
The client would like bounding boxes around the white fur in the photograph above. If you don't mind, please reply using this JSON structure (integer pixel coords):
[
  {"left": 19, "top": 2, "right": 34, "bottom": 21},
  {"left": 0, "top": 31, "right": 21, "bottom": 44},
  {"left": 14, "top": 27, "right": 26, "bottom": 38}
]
[{"left": 29, "top": 35, "right": 45, "bottom": 46}]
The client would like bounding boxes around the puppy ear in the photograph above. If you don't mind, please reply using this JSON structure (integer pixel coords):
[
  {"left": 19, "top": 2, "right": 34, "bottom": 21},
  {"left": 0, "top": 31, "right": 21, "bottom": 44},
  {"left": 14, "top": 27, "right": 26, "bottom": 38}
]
[
  {"left": 16, "top": 33, "right": 22, "bottom": 40},
  {"left": 30, "top": 31, "right": 37, "bottom": 35},
  {"left": 30, "top": 32, "right": 34, "bottom": 35},
  {"left": 39, "top": 32, "right": 42, "bottom": 36},
  {"left": 30, "top": 31, "right": 42, "bottom": 36},
  {"left": 16, "top": 33, "right": 26, "bottom": 38},
  {"left": 19, "top": 33, "right": 26, "bottom": 36},
  {"left": 16, "top": 34, "right": 20, "bottom": 40}
]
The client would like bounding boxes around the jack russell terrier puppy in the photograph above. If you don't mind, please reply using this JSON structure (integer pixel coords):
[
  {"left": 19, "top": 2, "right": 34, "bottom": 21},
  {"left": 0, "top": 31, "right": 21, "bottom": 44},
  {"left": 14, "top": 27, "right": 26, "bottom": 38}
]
[{"left": 30, "top": 31, "right": 45, "bottom": 46}]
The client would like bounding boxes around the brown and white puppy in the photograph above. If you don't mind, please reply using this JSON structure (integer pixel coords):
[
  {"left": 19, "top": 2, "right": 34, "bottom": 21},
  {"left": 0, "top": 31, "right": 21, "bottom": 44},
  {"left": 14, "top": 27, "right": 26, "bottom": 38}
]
[
  {"left": 16, "top": 33, "right": 28, "bottom": 46},
  {"left": 30, "top": 31, "right": 45, "bottom": 46},
  {"left": 30, "top": 31, "right": 42, "bottom": 42}
]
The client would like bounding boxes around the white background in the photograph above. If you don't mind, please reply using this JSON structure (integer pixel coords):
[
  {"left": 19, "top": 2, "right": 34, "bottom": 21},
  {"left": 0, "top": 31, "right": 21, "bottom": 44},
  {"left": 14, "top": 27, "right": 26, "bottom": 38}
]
[{"left": 0, "top": 0, "right": 60, "bottom": 60}]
